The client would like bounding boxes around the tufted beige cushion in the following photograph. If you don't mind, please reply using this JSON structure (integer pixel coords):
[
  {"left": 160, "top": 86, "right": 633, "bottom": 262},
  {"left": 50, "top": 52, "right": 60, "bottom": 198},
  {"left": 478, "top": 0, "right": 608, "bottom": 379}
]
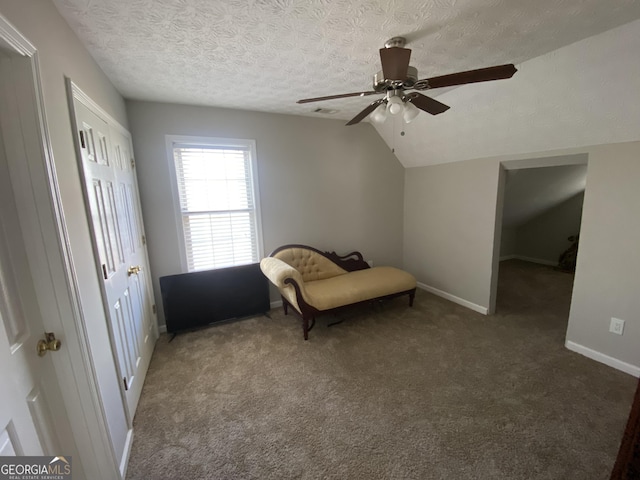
[
  {"left": 261, "top": 247, "right": 417, "bottom": 323},
  {"left": 273, "top": 247, "right": 347, "bottom": 282},
  {"left": 303, "top": 266, "right": 416, "bottom": 311},
  {"left": 259, "top": 257, "right": 306, "bottom": 313}
]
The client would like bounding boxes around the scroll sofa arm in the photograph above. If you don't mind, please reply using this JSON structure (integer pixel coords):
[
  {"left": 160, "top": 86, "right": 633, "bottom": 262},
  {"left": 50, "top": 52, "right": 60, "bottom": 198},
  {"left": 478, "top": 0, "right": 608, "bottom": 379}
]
[{"left": 259, "top": 257, "right": 307, "bottom": 312}]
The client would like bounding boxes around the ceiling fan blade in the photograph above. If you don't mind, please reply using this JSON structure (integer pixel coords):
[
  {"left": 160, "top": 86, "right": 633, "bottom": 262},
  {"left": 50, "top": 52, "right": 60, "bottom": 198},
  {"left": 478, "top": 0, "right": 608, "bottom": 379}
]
[
  {"left": 417, "top": 64, "right": 517, "bottom": 90},
  {"left": 407, "top": 92, "right": 450, "bottom": 115},
  {"left": 297, "top": 91, "right": 378, "bottom": 104},
  {"left": 379, "top": 47, "right": 412, "bottom": 80},
  {"left": 346, "top": 99, "right": 385, "bottom": 126}
]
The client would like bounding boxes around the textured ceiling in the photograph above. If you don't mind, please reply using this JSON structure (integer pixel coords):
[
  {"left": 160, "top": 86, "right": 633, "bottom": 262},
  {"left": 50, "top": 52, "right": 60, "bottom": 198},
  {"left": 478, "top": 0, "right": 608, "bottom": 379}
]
[{"left": 53, "top": 0, "right": 640, "bottom": 123}]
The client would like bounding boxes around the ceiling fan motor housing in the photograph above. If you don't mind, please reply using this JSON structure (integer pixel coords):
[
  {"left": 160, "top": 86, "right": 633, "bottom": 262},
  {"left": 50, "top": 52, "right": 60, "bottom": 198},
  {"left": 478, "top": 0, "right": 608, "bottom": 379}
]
[
  {"left": 384, "top": 36, "right": 407, "bottom": 49},
  {"left": 374, "top": 66, "right": 417, "bottom": 92}
]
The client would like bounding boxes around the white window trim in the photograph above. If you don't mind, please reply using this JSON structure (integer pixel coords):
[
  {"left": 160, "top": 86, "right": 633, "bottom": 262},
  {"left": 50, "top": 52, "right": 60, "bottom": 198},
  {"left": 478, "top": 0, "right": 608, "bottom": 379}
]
[{"left": 165, "top": 135, "right": 264, "bottom": 272}]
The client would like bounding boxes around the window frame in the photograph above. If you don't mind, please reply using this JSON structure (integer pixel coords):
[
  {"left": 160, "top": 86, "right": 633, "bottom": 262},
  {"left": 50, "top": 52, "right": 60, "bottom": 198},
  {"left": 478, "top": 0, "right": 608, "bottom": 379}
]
[{"left": 165, "top": 135, "right": 264, "bottom": 272}]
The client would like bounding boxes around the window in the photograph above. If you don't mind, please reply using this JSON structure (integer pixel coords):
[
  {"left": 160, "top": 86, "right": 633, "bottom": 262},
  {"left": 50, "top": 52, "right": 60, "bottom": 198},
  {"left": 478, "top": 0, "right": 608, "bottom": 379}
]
[{"left": 167, "top": 136, "right": 263, "bottom": 272}]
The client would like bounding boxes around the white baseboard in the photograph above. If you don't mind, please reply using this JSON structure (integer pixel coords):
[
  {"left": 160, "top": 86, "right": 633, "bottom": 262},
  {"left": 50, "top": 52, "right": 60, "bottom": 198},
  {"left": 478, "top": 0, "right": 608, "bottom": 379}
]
[
  {"left": 565, "top": 340, "right": 640, "bottom": 377},
  {"left": 119, "top": 428, "right": 134, "bottom": 478},
  {"left": 500, "top": 255, "right": 558, "bottom": 267},
  {"left": 158, "top": 324, "right": 167, "bottom": 333},
  {"left": 416, "top": 282, "right": 488, "bottom": 315}
]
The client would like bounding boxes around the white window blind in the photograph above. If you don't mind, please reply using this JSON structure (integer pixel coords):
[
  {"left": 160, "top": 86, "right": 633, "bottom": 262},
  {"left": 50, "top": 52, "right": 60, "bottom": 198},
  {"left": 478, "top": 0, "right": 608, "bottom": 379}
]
[{"left": 172, "top": 141, "right": 261, "bottom": 272}]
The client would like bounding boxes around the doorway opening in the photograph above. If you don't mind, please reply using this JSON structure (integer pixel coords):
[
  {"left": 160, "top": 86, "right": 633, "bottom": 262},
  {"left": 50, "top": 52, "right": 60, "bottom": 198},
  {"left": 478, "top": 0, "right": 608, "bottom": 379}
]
[{"left": 490, "top": 154, "right": 588, "bottom": 333}]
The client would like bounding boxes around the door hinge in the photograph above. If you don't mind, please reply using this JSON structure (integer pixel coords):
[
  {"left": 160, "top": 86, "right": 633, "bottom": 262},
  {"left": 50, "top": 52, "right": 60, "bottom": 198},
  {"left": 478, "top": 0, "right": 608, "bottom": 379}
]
[
  {"left": 79, "top": 130, "right": 86, "bottom": 148},
  {"left": 141, "top": 235, "right": 146, "bottom": 245},
  {"left": 131, "top": 158, "right": 135, "bottom": 169},
  {"left": 123, "top": 377, "right": 129, "bottom": 391},
  {"left": 152, "top": 304, "right": 157, "bottom": 314},
  {"left": 101, "top": 264, "right": 108, "bottom": 280}
]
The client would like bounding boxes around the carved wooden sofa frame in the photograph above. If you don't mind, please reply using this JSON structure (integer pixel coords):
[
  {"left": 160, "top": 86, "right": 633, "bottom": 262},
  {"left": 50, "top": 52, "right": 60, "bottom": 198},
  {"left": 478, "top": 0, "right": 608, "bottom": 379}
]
[{"left": 261, "top": 244, "right": 416, "bottom": 340}]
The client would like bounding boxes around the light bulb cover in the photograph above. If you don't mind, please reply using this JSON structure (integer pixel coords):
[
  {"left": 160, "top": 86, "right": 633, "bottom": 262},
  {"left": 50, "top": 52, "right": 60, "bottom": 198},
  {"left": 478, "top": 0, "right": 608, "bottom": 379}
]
[
  {"left": 371, "top": 103, "right": 387, "bottom": 123},
  {"left": 403, "top": 101, "right": 420, "bottom": 123},
  {"left": 389, "top": 103, "right": 402, "bottom": 115},
  {"left": 387, "top": 95, "right": 403, "bottom": 115}
]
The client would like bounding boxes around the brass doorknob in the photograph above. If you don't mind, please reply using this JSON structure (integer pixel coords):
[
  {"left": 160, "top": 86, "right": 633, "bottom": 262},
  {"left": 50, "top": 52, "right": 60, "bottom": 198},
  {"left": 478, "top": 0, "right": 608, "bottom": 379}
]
[
  {"left": 37, "top": 332, "right": 61, "bottom": 357},
  {"left": 127, "top": 265, "right": 141, "bottom": 276}
]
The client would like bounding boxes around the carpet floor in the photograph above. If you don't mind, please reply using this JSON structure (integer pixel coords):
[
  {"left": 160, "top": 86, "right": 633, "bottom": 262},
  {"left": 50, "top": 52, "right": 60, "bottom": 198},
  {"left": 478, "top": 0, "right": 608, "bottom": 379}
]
[{"left": 126, "top": 260, "right": 636, "bottom": 479}]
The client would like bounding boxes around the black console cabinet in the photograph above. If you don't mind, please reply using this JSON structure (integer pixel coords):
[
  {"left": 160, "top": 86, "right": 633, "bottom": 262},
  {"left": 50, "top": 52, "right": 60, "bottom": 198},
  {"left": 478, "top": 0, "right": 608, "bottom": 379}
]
[{"left": 160, "top": 263, "right": 270, "bottom": 334}]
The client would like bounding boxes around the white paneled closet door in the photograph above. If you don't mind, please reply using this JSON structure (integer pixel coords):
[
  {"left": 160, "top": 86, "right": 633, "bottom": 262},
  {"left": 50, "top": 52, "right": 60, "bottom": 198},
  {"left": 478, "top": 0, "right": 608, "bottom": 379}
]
[
  {"left": 0, "top": 54, "right": 77, "bottom": 465},
  {"left": 0, "top": 177, "right": 62, "bottom": 459},
  {"left": 69, "top": 84, "right": 157, "bottom": 422},
  {"left": 0, "top": 141, "right": 67, "bottom": 461}
]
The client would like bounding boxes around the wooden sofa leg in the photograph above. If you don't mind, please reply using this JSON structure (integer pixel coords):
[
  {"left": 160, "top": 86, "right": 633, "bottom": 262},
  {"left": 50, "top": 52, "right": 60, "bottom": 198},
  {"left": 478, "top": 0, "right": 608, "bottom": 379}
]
[
  {"left": 281, "top": 295, "right": 288, "bottom": 315},
  {"left": 303, "top": 316, "right": 309, "bottom": 340},
  {"left": 409, "top": 290, "right": 416, "bottom": 307}
]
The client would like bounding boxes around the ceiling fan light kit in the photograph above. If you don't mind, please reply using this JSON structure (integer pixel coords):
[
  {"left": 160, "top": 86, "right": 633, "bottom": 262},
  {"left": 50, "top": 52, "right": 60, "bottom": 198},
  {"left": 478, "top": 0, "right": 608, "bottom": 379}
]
[
  {"left": 387, "top": 94, "right": 403, "bottom": 115},
  {"left": 371, "top": 103, "right": 388, "bottom": 123},
  {"left": 403, "top": 101, "right": 420, "bottom": 123},
  {"left": 369, "top": 91, "right": 422, "bottom": 125},
  {"left": 297, "top": 36, "right": 517, "bottom": 126}
]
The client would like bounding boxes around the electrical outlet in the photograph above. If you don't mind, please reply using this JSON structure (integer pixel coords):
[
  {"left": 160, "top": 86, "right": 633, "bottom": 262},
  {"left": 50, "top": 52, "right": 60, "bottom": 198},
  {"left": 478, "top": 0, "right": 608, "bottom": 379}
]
[{"left": 609, "top": 318, "right": 625, "bottom": 335}]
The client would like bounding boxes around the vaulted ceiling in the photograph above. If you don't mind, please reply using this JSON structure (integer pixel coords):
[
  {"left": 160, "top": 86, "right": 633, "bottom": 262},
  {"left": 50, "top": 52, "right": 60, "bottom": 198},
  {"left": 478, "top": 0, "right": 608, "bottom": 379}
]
[{"left": 53, "top": 0, "right": 640, "bottom": 167}]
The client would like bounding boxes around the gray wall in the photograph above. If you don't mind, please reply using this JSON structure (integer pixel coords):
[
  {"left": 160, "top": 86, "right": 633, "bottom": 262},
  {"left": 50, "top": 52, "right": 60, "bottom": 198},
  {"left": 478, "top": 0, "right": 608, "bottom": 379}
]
[
  {"left": 126, "top": 101, "right": 405, "bottom": 326},
  {"left": 566, "top": 143, "right": 640, "bottom": 371},
  {"left": 498, "top": 164, "right": 586, "bottom": 264},
  {"left": 500, "top": 227, "right": 518, "bottom": 257},
  {"left": 404, "top": 157, "right": 500, "bottom": 310},
  {"left": 515, "top": 192, "right": 584, "bottom": 264},
  {"left": 500, "top": 191, "right": 585, "bottom": 264},
  {"left": 404, "top": 142, "right": 640, "bottom": 373}
]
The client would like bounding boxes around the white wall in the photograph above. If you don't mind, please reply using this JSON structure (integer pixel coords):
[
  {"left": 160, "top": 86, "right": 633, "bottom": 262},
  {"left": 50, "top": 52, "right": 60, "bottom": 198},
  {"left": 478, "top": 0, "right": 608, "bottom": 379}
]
[
  {"left": 126, "top": 101, "right": 405, "bottom": 327},
  {"left": 404, "top": 142, "right": 640, "bottom": 376},
  {"left": 0, "top": 0, "right": 130, "bottom": 470}
]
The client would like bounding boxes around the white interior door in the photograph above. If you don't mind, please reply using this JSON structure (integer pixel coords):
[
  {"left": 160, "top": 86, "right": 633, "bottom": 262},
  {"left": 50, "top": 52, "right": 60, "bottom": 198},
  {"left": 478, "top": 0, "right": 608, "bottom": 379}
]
[
  {"left": 110, "top": 128, "right": 156, "bottom": 347},
  {"left": 0, "top": 54, "right": 79, "bottom": 467},
  {"left": 70, "top": 94, "right": 156, "bottom": 419},
  {"left": 0, "top": 163, "right": 60, "bottom": 458}
]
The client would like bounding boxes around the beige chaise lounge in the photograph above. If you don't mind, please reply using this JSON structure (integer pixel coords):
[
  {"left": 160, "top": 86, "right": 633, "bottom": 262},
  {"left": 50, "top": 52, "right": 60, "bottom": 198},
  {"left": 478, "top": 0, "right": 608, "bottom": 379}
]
[{"left": 260, "top": 244, "right": 417, "bottom": 340}]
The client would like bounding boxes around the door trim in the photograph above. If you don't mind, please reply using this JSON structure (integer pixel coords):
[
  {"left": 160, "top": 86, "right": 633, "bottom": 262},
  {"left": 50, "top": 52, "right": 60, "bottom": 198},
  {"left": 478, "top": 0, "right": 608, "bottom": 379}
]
[
  {"left": 0, "top": 13, "right": 121, "bottom": 480},
  {"left": 66, "top": 79, "right": 134, "bottom": 427},
  {"left": 67, "top": 79, "right": 159, "bottom": 421},
  {"left": 489, "top": 152, "right": 589, "bottom": 314}
]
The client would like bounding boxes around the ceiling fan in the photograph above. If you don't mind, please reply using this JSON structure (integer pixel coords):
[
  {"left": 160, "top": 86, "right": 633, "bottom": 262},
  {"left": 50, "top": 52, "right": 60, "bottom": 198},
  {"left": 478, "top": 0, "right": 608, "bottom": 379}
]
[{"left": 297, "top": 37, "right": 517, "bottom": 126}]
